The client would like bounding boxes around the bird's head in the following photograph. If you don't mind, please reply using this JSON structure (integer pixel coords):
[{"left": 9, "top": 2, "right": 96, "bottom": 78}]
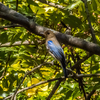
[{"left": 44, "top": 30, "right": 55, "bottom": 39}]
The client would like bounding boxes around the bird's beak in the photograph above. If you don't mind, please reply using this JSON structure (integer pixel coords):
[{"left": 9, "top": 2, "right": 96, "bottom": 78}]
[
  {"left": 40, "top": 31, "right": 44, "bottom": 34},
  {"left": 40, "top": 31, "right": 47, "bottom": 37},
  {"left": 40, "top": 31, "right": 45, "bottom": 36}
]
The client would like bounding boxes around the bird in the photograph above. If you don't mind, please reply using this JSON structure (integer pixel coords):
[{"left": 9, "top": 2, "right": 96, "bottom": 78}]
[{"left": 44, "top": 30, "right": 68, "bottom": 78}]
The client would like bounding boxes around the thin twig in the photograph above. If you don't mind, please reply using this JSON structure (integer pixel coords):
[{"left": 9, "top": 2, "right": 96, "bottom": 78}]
[
  {"left": 33, "top": 0, "right": 65, "bottom": 9},
  {"left": 11, "top": 63, "right": 46, "bottom": 100},
  {"left": 86, "top": 90, "right": 96, "bottom": 100},
  {"left": 0, "top": 40, "right": 34, "bottom": 47},
  {"left": 16, "top": 0, "right": 18, "bottom": 11},
  {"left": 82, "top": 0, "right": 96, "bottom": 43},
  {"left": 76, "top": 73, "right": 100, "bottom": 78},
  {"left": 0, "top": 52, "right": 11, "bottom": 80},
  {"left": 71, "top": 53, "right": 92, "bottom": 70}
]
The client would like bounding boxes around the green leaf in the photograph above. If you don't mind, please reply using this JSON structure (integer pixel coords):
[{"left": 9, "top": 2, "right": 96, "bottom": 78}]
[
  {"left": 58, "top": 0, "right": 64, "bottom": 3},
  {"left": 63, "top": 15, "right": 82, "bottom": 28},
  {"left": 0, "top": 86, "right": 3, "bottom": 95},
  {"left": 0, "top": 47, "right": 17, "bottom": 52},
  {"left": 72, "top": 87, "right": 80, "bottom": 99},
  {"left": 2, "top": 79, "right": 8, "bottom": 88},
  {"left": 90, "top": 65, "right": 99, "bottom": 71},
  {"left": 0, "top": 32, "right": 8, "bottom": 44},
  {"left": 64, "top": 0, "right": 83, "bottom": 10},
  {"left": 10, "top": 32, "right": 21, "bottom": 45},
  {"left": 91, "top": 0, "right": 97, "bottom": 11},
  {"left": 0, "top": 51, "right": 6, "bottom": 60},
  {"left": 30, "top": 5, "right": 45, "bottom": 14},
  {"left": 93, "top": 83, "right": 100, "bottom": 90},
  {"left": 65, "top": 90, "right": 73, "bottom": 99},
  {"left": 27, "top": 0, "right": 39, "bottom": 6},
  {"left": 59, "top": 90, "right": 73, "bottom": 100}
]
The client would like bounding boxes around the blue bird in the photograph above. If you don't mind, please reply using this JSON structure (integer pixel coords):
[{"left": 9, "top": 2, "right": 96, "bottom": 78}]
[{"left": 44, "top": 30, "right": 68, "bottom": 78}]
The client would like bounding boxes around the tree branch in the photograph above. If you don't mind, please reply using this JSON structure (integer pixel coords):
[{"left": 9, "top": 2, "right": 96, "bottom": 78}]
[
  {"left": 16, "top": 0, "right": 18, "bottom": 11},
  {"left": 0, "top": 40, "right": 34, "bottom": 47},
  {"left": 11, "top": 63, "right": 48, "bottom": 100},
  {"left": 36, "top": 0, "right": 65, "bottom": 9},
  {"left": 71, "top": 53, "right": 92, "bottom": 70},
  {"left": 0, "top": 2, "right": 100, "bottom": 56},
  {"left": 82, "top": 0, "right": 96, "bottom": 43},
  {"left": 46, "top": 79, "right": 63, "bottom": 100},
  {"left": 0, "top": 11, "right": 30, "bottom": 28},
  {"left": 4, "top": 77, "right": 64, "bottom": 100},
  {"left": 86, "top": 90, "right": 96, "bottom": 100},
  {"left": 3, "top": 73, "right": 100, "bottom": 100},
  {"left": 0, "top": 68, "right": 7, "bottom": 80},
  {"left": 81, "top": 1, "right": 97, "bottom": 99},
  {"left": 76, "top": 73, "right": 100, "bottom": 78},
  {"left": 0, "top": 52, "right": 11, "bottom": 80},
  {"left": 0, "top": 3, "right": 28, "bottom": 21}
]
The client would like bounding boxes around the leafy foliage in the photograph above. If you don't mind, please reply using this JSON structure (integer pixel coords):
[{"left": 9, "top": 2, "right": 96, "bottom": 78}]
[{"left": 0, "top": 0, "right": 100, "bottom": 100}]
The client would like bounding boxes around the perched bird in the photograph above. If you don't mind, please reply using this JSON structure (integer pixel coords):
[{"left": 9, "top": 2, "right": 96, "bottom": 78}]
[{"left": 44, "top": 30, "right": 68, "bottom": 78}]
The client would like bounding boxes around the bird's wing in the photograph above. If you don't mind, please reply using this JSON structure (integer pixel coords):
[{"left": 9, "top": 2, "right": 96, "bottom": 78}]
[
  {"left": 47, "top": 40, "right": 68, "bottom": 78},
  {"left": 47, "top": 40, "right": 64, "bottom": 61}
]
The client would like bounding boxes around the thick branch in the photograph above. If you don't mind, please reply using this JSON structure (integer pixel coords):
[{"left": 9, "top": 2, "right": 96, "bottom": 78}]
[
  {"left": 0, "top": 11, "right": 30, "bottom": 28},
  {"left": 0, "top": 3, "right": 100, "bottom": 55},
  {"left": 55, "top": 33, "right": 100, "bottom": 55},
  {"left": 0, "top": 3, "right": 28, "bottom": 21}
]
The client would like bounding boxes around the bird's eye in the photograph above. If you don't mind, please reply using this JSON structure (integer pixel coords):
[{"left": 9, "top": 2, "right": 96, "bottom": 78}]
[{"left": 47, "top": 32, "right": 50, "bottom": 35}]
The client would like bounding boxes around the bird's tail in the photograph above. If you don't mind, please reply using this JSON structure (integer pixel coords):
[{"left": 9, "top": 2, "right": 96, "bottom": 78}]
[{"left": 61, "top": 57, "right": 68, "bottom": 78}]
